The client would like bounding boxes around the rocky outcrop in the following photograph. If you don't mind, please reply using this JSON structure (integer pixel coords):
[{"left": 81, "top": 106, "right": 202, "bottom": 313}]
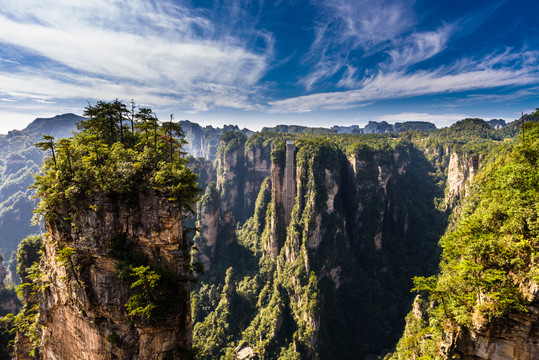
[
  {"left": 215, "top": 132, "right": 247, "bottom": 218},
  {"left": 180, "top": 120, "right": 253, "bottom": 161},
  {"left": 248, "top": 140, "right": 444, "bottom": 358},
  {"left": 447, "top": 287, "right": 539, "bottom": 360},
  {"left": 264, "top": 160, "right": 285, "bottom": 260},
  {"left": 193, "top": 183, "right": 220, "bottom": 270},
  {"left": 38, "top": 190, "right": 192, "bottom": 360},
  {"left": 451, "top": 306, "right": 539, "bottom": 360},
  {"left": 244, "top": 145, "right": 272, "bottom": 214},
  {"left": 187, "top": 156, "right": 215, "bottom": 192},
  {"left": 445, "top": 151, "right": 478, "bottom": 209}
]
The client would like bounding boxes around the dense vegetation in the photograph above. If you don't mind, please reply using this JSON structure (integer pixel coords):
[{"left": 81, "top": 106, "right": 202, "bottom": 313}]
[
  {"left": 0, "top": 108, "right": 537, "bottom": 359},
  {"left": 392, "top": 115, "right": 539, "bottom": 359},
  {"left": 33, "top": 100, "right": 199, "bottom": 219},
  {"left": 0, "top": 235, "right": 43, "bottom": 357},
  {"left": 0, "top": 114, "right": 80, "bottom": 259},
  {"left": 191, "top": 130, "right": 451, "bottom": 359}
]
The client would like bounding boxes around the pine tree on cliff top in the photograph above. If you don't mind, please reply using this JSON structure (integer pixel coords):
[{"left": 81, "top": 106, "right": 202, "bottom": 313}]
[{"left": 33, "top": 100, "right": 200, "bottom": 219}]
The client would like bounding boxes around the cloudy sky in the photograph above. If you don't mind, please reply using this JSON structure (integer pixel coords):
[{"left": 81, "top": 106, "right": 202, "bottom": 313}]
[{"left": 0, "top": 0, "right": 538, "bottom": 133}]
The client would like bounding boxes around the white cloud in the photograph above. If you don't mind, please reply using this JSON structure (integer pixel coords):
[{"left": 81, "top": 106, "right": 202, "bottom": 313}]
[
  {"left": 387, "top": 24, "right": 454, "bottom": 69},
  {"left": 271, "top": 49, "right": 539, "bottom": 112},
  {"left": 0, "top": 0, "right": 272, "bottom": 111},
  {"left": 299, "top": 0, "right": 416, "bottom": 89}
]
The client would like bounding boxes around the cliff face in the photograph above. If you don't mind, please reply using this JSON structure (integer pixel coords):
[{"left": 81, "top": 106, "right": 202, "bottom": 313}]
[
  {"left": 38, "top": 190, "right": 192, "bottom": 360},
  {"left": 216, "top": 132, "right": 247, "bottom": 218},
  {"left": 445, "top": 151, "right": 478, "bottom": 209},
  {"left": 195, "top": 139, "right": 446, "bottom": 359},
  {"left": 244, "top": 145, "right": 272, "bottom": 214},
  {"left": 451, "top": 302, "right": 539, "bottom": 360},
  {"left": 193, "top": 183, "right": 220, "bottom": 270}
]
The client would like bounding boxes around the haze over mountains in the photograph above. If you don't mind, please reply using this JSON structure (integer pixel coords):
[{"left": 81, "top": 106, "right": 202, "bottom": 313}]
[
  {"left": 0, "top": 112, "right": 515, "bottom": 258},
  {"left": 0, "top": 108, "right": 538, "bottom": 359}
]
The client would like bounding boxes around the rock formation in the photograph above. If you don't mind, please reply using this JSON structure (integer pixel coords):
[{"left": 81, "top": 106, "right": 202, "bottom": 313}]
[{"left": 37, "top": 190, "right": 192, "bottom": 360}]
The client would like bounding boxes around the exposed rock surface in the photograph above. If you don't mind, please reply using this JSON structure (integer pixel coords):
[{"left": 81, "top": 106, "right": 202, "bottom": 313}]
[
  {"left": 445, "top": 151, "right": 477, "bottom": 209},
  {"left": 244, "top": 146, "right": 272, "bottom": 213},
  {"left": 215, "top": 134, "right": 246, "bottom": 218},
  {"left": 448, "top": 289, "right": 539, "bottom": 360},
  {"left": 38, "top": 190, "right": 192, "bottom": 360},
  {"left": 452, "top": 307, "right": 539, "bottom": 360}
]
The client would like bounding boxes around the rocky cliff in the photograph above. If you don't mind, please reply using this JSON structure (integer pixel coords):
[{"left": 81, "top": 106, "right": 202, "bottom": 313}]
[
  {"left": 22, "top": 101, "right": 200, "bottom": 360},
  {"left": 192, "top": 135, "right": 447, "bottom": 359},
  {"left": 444, "top": 151, "right": 478, "bottom": 209},
  {"left": 391, "top": 121, "right": 539, "bottom": 360},
  {"left": 450, "top": 298, "right": 539, "bottom": 360},
  {"left": 37, "top": 190, "right": 192, "bottom": 360}
]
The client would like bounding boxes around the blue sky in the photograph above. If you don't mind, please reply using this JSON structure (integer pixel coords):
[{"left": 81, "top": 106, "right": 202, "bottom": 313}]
[{"left": 0, "top": 0, "right": 538, "bottom": 133}]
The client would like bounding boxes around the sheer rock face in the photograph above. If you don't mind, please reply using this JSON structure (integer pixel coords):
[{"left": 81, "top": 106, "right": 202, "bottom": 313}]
[
  {"left": 445, "top": 152, "right": 477, "bottom": 209},
  {"left": 450, "top": 295, "right": 539, "bottom": 360},
  {"left": 215, "top": 137, "right": 271, "bottom": 223},
  {"left": 38, "top": 190, "right": 191, "bottom": 360},
  {"left": 216, "top": 146, "right": 243, "bottom": 212},
  {"left": 194, "top": 188, "right": 220, "bottom": 270},
  {"left": 266, "top": 162, "right": 284, "bottom": 260},
  {"left": 245, "top": 147, "right": 271, "bottom": 213}
]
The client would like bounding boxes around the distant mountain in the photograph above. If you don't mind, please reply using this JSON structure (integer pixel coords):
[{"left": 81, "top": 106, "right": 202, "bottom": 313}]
[
  {"left": 264, "top": 121, "right": 438, "bottom": 136},
  {"left": 21, "top": 113, "right": 82, "bottom": 137},
  {"left": 0, "top": 114, "right": 82, "bottom": 259},
  {"left": 331, "top": 120, "right": 438, "bottom": 134},
  {"left": 331, "top": 125, "right": 361, "bottom": 134},
  {"left": 180, "top": 120, "right": 254, "bottom": 161},
  {"left": 394, "top": 121, "right": 437, "bottom": 133},
  {"left": 486, "top": 118, "right": 506, "bottom": 129},
  {"left": 261, "top": 124, "right": 336, "bottom": 134}
]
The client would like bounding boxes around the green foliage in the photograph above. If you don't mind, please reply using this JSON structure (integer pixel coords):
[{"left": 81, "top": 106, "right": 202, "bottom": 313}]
[
  {"left": 16, "top": 235, "right": 43, "bottom": 295},
  {"left": 125, "top": 266, "right": 161, "bottom": 319},
  {"left": 193, "top": 131, "right": 449, "bottom": 360},
  {"left": 33, "top": 100, "right": 200, "bottom": 222},
  {"left": 9, "top": 235, "right": 45, "bottom": 359},
  {"left": 0, "top": 313, "right": 16, "bottom": 358},
  {"left": 393, "top": 121, "right": 539, "bottom": 358},
  {"left": 109, "top": 233, "right": 183, "bottom": 322},
  {"left": 55, "top": 246, "right": 75, "bottom": 266}
]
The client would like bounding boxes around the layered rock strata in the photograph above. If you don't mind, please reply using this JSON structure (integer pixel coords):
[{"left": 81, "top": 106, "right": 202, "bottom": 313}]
[{"left": 38, "top": 190, "right": 192, "bottom": 360}]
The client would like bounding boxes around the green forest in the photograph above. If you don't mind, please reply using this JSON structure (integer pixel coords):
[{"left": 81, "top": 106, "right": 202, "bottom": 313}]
[{"left": 0, "top": 103, "right": 537, "bottom": 359}]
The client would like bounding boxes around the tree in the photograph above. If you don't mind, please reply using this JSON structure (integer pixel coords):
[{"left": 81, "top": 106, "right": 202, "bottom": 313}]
[{"left": 34, "top": 135, "right": 56, "bottom": 167}]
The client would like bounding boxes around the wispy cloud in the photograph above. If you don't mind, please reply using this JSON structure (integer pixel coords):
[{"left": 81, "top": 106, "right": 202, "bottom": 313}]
[
  {"left": 0, "top": 0, "right": 272, "bottom": 110},
  {"left": 271, "top": 49, "right": 539, "bottom": 112},
  {"left": 386, "top": 24, "right": 454, "bottom": 69},
  {"left": 299, "top": 0, "right": 416, "bottom": 90}
]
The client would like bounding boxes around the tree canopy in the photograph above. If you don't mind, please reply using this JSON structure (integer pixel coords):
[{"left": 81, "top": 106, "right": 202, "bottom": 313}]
[{"left": 33, "top": 100, "right": 200, "bottom": 219}]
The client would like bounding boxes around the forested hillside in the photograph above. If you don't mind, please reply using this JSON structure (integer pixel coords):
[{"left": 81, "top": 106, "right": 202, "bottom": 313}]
[
  {"left": 392, "top": 117, "right": 539, "bottom": 359},
  {"left": 0, "top": 108, "right": 536, "bottom": 359},
  {"left": 0, "top": 114, "right": 80, "bottom": 262},
  {"left": 187, "top": 114, "right": 536, "bottom": 359}
]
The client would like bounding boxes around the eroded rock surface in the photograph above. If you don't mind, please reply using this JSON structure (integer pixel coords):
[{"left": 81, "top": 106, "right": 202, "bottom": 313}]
[{"left": 38, "top": 190, "right": 192, "bottom": 360}]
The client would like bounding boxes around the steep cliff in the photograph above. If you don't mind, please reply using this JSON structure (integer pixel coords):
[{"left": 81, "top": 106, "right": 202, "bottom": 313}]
[
  {"left": 391, "top": 121, "right": 539, "bottom": 360},
  {"left": 26, "top": 100, "right": 200, "bottom": 360},
  {"left": 180, "top": 120, "right": 253, "bottom": 161},
  {"left": 192, "top": 132, "right": 275, "bottom": 271},
  {"left": 38, "top": 191, "right": 192, "bottom": 359},
  {"left": 193, "top": 135, "right": 447, "bottom": 359},
  {"left": 216, "top": 131, "right": 247, "bottom": 218},
  {"left": 444, "top": 151, "right": 478, "bottom": 209}
]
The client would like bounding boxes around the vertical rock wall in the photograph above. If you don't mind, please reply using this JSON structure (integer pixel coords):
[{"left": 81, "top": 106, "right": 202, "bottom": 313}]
[{"left": 38, "top": 190, "right": 192, "bottom": 360}]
